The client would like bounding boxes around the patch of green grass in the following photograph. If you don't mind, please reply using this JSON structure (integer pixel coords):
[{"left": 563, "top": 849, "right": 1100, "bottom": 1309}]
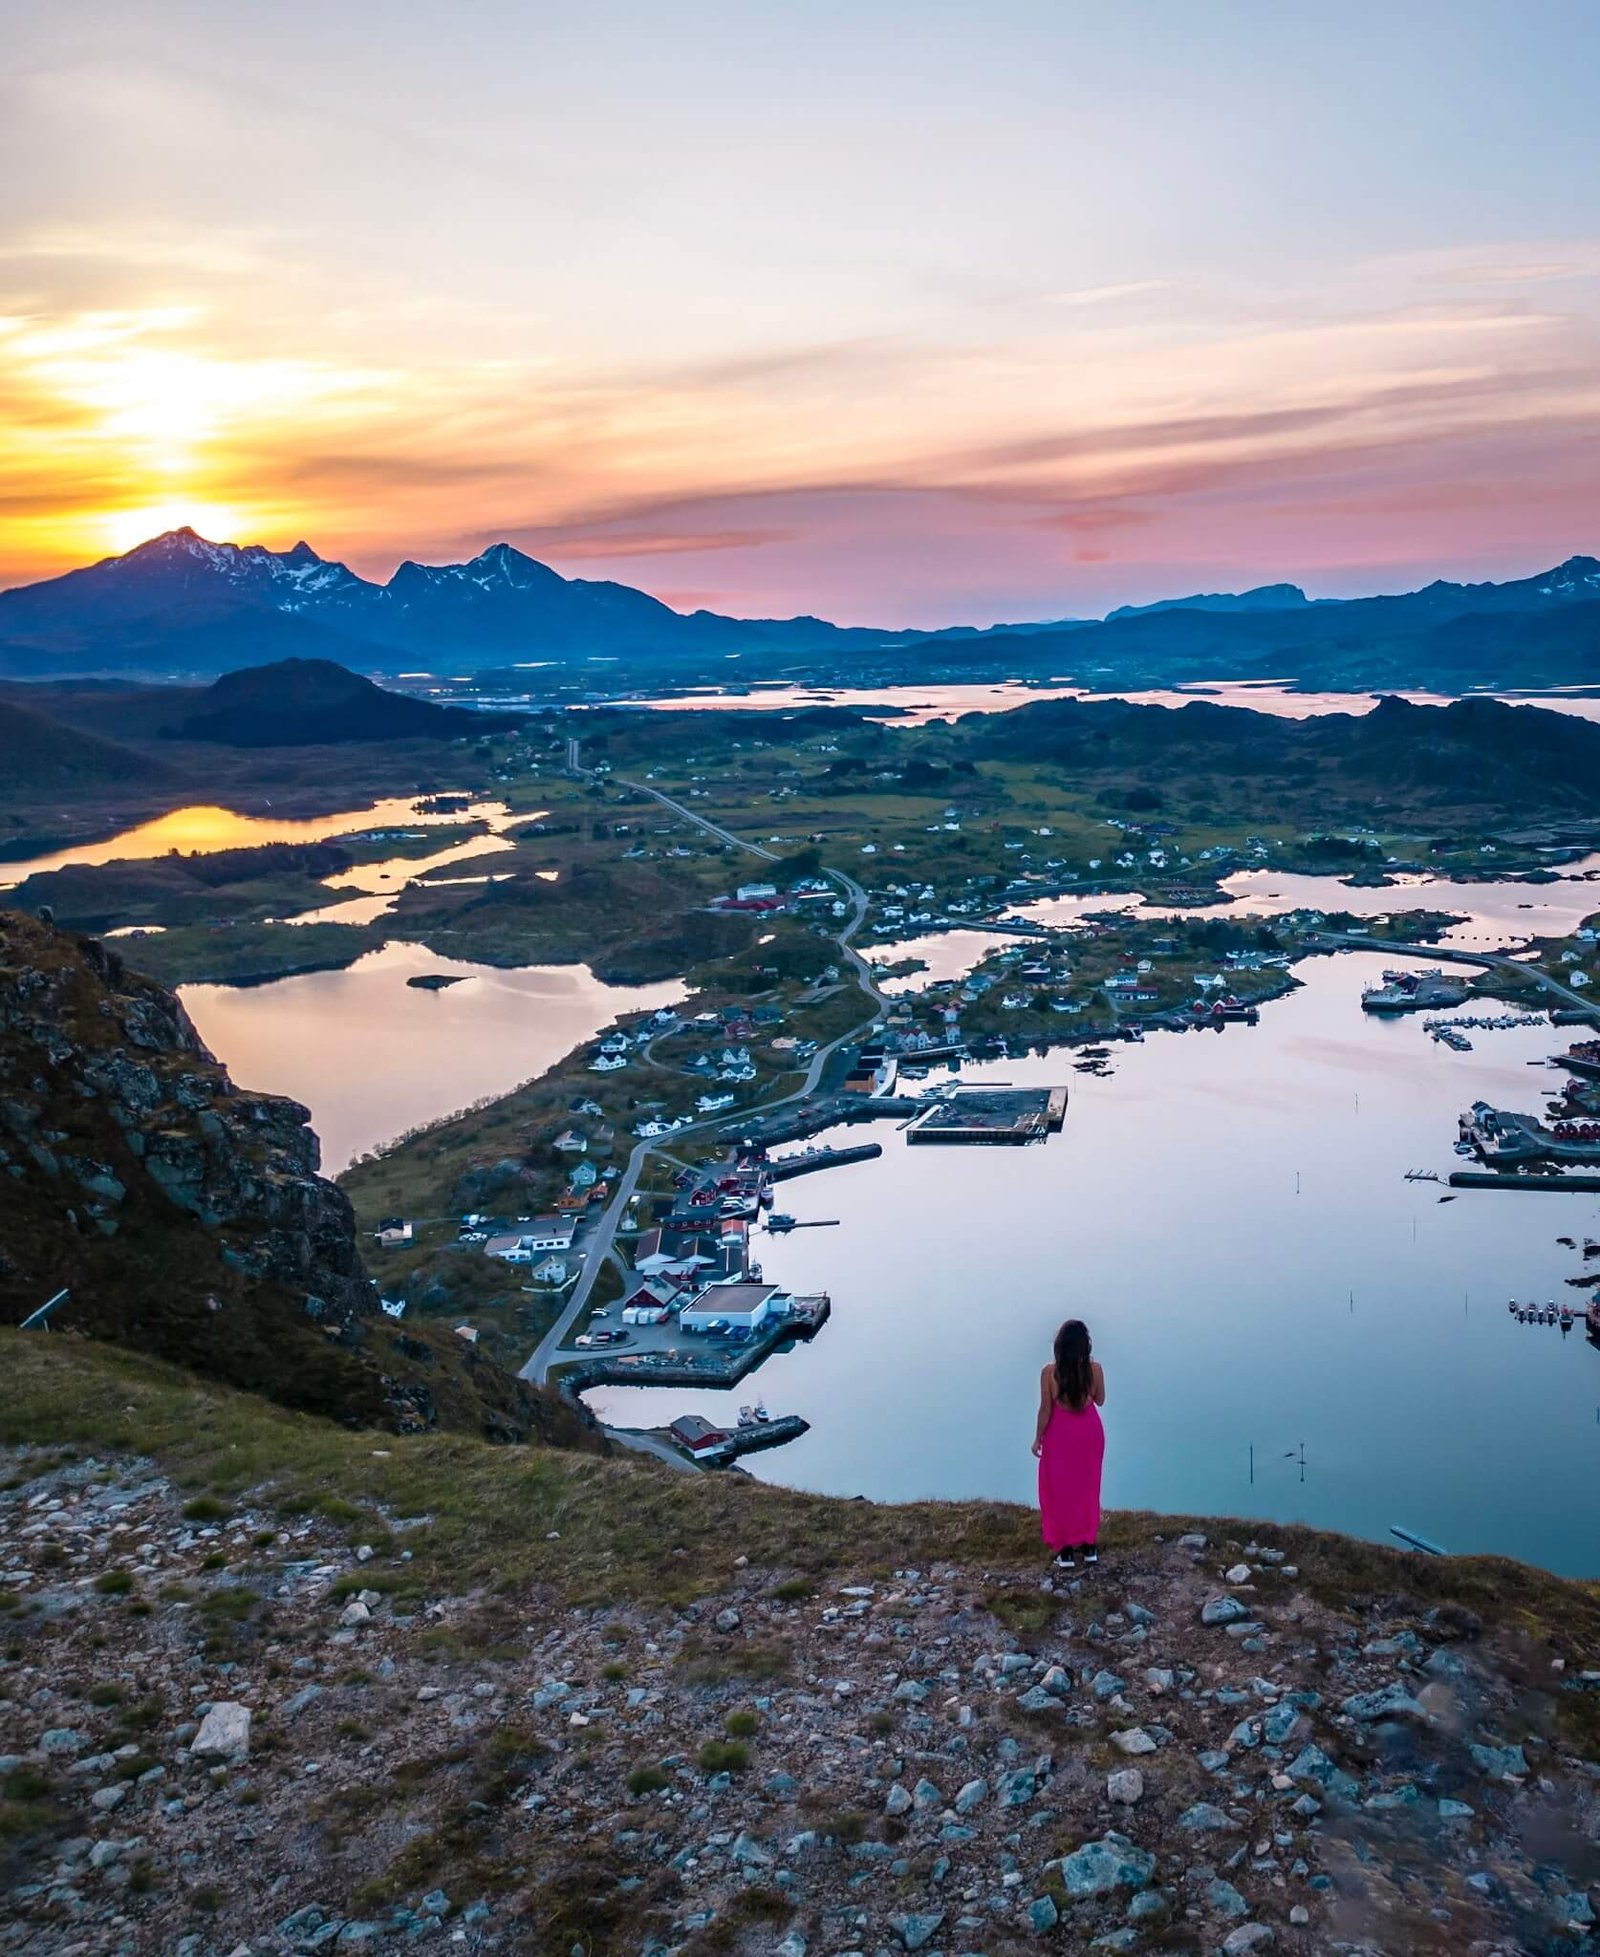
[
  {"left": 770, "top": 1577, "right": 812, "bottom": 1602},
  {"left": 602, "top": 1661, "right": 628, "bottom": 1682},
  {"left": 626, "top": 1763, "right": 669, "bottom": 1796},
  {"left": 678, "top": 1638, "right": 791, "bottom": 1686},
  {"left": 182, "top": 1496, "right": 230, "bottom": 1523},
  {"left": 723, "top": 1709, "right": 759, "bottom": 1739},
  {"left": 2, "top": 1331, "right": 1598, "bottom": 1660},
  {"left": 86, "top": 1682, "right": 124, "bottom": 1706},
  {"left": 696, "top": 1740, "right": 748, "bottom": 1775},
  {"left": 93, "top": 1569, "right": 134, "bottom": 1596}
]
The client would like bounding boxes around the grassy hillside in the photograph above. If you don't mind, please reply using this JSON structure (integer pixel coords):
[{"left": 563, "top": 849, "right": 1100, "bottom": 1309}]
[{"left": 0, "top": 694, "right": 173, "bottom": 804}]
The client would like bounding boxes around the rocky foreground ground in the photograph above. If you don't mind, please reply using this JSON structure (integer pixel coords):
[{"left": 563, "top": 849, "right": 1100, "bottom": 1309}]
[{"left": 3, "top": 1446, "right": 1599, "bottom": 1957}]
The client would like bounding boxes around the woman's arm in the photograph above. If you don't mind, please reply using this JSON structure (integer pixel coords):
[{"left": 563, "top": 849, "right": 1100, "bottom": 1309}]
[
  {"left": 1091, "top": 1360, "right": 1106, "bottom": 1408},
  {"left": 1032, "top": 1365, "right": 1053, "bottom": 1456}
]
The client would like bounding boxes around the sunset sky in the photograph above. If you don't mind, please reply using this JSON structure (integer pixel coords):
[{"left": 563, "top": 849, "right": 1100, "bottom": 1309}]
[{"left": 4, "top": 1, "right": 1600, "bottom": 624}]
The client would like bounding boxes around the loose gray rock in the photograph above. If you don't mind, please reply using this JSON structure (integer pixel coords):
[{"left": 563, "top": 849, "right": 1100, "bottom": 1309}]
[
  {"left": 1222, "top": 1926, "right": 1274, "bottom": 1955},
  {"left": 1341, "top": 1682, "right": 1428, "bottom": 1723},
  {"left": 192, "top": 1702, "right": 252, "bottom": 1761},
  {"left": 1056, "top": 1832, "right": 1156, "bottom": 1898},
  {"left": 1106, "top": 1768, "right": 1144, "bottom": 1805},
  {"left": 889, "top": 1911, "right": 944, "bottom": 1952},
  {"left": 1177, "top": 1801, "right": 1237, "bottom": 1832},
  {"left": 1201, "top": 1597, "right": 1250, "bottom": 1627}
]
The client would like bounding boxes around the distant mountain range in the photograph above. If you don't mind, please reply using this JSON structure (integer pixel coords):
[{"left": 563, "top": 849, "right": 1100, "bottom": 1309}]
[{"left": 1, "top": 526, "right": 1597, "bottom": 690}]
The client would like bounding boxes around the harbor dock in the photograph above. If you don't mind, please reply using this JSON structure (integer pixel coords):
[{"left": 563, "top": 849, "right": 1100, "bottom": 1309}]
[
  {"left": 767, "top": 1141, "right": 883, "bottom": 1181},
  {"left": 668, "top": 1410, "right": 810, "bottom": 1466},
  {"left": 1448, "top": 1170, "right": 1600, "bottom": 1193},
  {"left": 906, "top": 1084, "right": 1068, "bottom": 1145}
]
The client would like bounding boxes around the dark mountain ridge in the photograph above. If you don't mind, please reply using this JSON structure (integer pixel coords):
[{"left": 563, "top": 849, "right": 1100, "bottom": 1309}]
[
  {"left": 963, "top": 690, "right": 1600, "bottom": 813},
  {"left": 3, "top": 527, "right": 1599, "bottom": 690},
  {"left": 159, "top": 657, "right": 524, "bottom": 745}
]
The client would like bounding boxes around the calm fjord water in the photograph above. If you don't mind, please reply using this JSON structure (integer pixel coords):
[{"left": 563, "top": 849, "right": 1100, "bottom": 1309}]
[{"left": 589, "top": 951, "right": 1600, "bottom": 1576}]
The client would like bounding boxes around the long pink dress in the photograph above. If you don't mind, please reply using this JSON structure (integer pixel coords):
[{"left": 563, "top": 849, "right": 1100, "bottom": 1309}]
[{"left": 1038, "top": 1390, "right": 1104, "bottom": 1551}]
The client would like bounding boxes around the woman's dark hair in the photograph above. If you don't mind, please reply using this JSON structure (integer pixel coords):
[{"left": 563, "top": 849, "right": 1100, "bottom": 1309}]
[{"left": 1054, "top": 1319, "right": 1093, "bottom": 1411}]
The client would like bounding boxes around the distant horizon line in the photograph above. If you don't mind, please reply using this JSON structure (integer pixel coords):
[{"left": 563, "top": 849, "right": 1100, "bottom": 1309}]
[{"left": 8, "top": 521, "right": 1598, "bottom": 636}]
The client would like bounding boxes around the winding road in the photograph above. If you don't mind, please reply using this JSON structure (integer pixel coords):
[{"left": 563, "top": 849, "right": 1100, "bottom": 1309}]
[
  {"left": 1319, "top": 932, "right": 1600, "bottom": 1017},
  {"left": 520, "top": 753, "right": 886, "bottom": 1388}
]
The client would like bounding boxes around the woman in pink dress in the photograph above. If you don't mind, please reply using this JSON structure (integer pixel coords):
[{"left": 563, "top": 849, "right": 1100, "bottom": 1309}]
[{"left": 1032, "top": 1318, "right": 1105, "bottom": 1570}]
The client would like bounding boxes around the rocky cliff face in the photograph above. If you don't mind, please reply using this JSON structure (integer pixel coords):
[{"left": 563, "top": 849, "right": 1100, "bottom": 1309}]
[{"left": 0, "top": 909, "right": 596, "bottom": 1445}]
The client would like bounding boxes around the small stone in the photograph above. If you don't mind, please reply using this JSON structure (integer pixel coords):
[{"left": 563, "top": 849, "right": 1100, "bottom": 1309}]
[
  {"left": 714, "top": 1608, "right": 741, "bottom": 1634},
  {"left": 1111, "top": 1727, "right": 1157, "bottom": 1756},
  {"left": 1438, "top": 1798, "right": 1475, "bottom": 1820},
  {"left": 1056, "top": 1832, "right": 1156, "bottom": 1898},
  {"left": 338, "top": 1600, "right": 370, "bottom": 1627},
  {"left": 1027, "top": 1895, "right": 1059, "bottom": 1934},
  {"left": 1224, "top": 1563, "right": 1252, "bottom": 1584},
  {"left": 1340, "top": 1682, "right": 1428, "bottom": 1723},
  {"left": 1127, "top": 1889, "right": 1169, "bottom": 1922},
  {"left": 1468, "top": 1741, "right": 1528, "bottom": 1779},
  {"left": 419, "top": 1888, "right": 451, "bottom": 1918},
  {"left": 1015, "top": 1686, "right": 1059, "bottom": 1714},
  {"left": 192, "top": 1702, "right": 251, "bottom": 1761},
  {"left": 39, "top": 1729, "right": 86, "bottom": 1755},
  {"left": 1039, "top": 1664, "right": 1071, "bottom": 1698},
  {"left": 90, "top": 1784, "right": 127, "bottom": 1810},
  {"left": 1144, "top": 1667, "right": 1175, "bottom": 1695},
  {"left": 912, "top": 1776, "right": 942, "bottom": 1810},
  {"left": 1288, "top": 1906, "right": 1310, "bottom": 1928},
  {"left": 1177, "top": 1801, "right": 1237, "bottom": 1832},
  {"left": 1261, "top": 1702, "right": 1301, "bottom": 1745},
  {"left": 1221, "top": 1927, "right": 1274, "bottom": 1956},
  {"left": 999, "top": 1767, "right": 1036, "bottom": 1807},
  {"left": 1206, "top": 1878, "right": 1248, "bottom": 1918},
  {"left": 888, "top": 1910, "right": 944, "bottom": 1951},
  {"left": 954, "top": 1777, "right": 988, "bottom": 1814},
  {"left": 1106, "top": 1768, "right": 1144, "bottom": 1805},
  {"left": 1201, "top": 1596, "right": 1250, "bottom": 1627},
  {"left": 884, "top": 1782, "right": 913, "bottom": 1817},
  {"left": 893, "top": 1679, "right": 930, "bottom": 1704}
]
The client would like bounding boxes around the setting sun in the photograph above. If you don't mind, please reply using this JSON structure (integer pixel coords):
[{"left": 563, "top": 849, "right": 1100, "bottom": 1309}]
[{"left": 100, "top": 501, "right": 249, "bottom": 556}]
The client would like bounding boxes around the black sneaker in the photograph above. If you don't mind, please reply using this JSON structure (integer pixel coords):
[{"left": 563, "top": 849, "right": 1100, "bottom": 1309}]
[
  {"left": 1083, "top": 1547, "right": 1099, "bottom": 1566},
  {"left": 1053, "top": 1549, "right": 1076, "bottom": 1570}
]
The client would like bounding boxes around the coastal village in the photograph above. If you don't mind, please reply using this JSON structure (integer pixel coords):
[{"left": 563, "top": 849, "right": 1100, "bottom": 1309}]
[{"left": 346, "top": 793, "right": 1600, "bottom": 1463}]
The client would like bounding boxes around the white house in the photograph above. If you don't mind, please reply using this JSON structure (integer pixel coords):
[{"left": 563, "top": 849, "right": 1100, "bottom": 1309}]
[
  {"left": 679, "top": 1281, "right": 780, "bottom": 1334},
  {"left": 697, "top": 1091, "right": 736, "bottom": 1114},
  {"left": 531, "top": 1256, "right": 569, "bottom": 1285},
  {"left": 590, "top": 1053, "right": 627, "bottom": 1073},
  {"left": 374, "top": 1218, "right": 413, "bottom": 1247},
  {"left": 527, "top": 1214, "right": 577, "bottom": 1251},
  {"left": 484, "top": 1234, "right": 533, "bottom": 1264},
  {"left": 736, "top": 883, "right": 778, "bottom": 902}
]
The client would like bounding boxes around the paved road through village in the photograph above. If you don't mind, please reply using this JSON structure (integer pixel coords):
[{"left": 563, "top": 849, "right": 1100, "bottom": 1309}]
[{"left": 520, "top": 757, "right": 886, "bottom": 1391}]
